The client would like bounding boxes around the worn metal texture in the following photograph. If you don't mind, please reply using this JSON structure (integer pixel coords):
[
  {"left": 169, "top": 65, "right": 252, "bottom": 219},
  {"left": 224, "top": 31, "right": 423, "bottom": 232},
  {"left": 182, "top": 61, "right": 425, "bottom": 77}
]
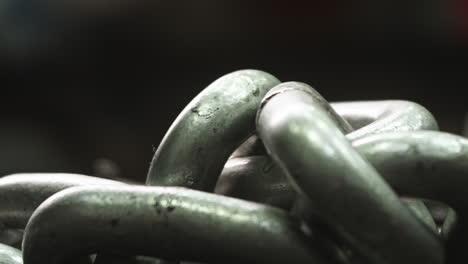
[
  {"left": 5, "top": 71, "right": 466, "bottom": 263},
  {"left": 221, "top": 99, "right": 440, "bottom": 211},
  {"left": 217, "top": 83, "right": 359, "bottom": 209},
  {"left": 220, "top": 134, "right": 467, "bottom": 241},
  {"left": 146, "top": 70, "right": 281, "bottom": 190},
  {"left": 256, "top": 82, "right": 443, "bottom": 264},
  {"left": 22, "top": 185, "right": 329, "bottom": 264},
  {"left": 0, "top": 173, "right": 125, "bottom": 231},
  {"left": 352, "top": 131, "right": 468, "bottom": 208},
  {"left": 0, "top": 243, "right": 22, "bottom": 264},
  {"left": 332, "top": 100, "right": 439, "bottom": 141},
  {"left": 219, "top": 99, "right": 440, "bottom": 208},
  {"left": 230, "top": 99, "right": 439, "bottom": 158},
  {"left": 216, "top": 157, "right": 442, "bottom": 236}
]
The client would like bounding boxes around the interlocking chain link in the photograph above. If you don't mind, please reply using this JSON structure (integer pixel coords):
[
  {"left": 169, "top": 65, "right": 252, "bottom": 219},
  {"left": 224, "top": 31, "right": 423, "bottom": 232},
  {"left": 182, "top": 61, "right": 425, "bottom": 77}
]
[{"left": 0, "top": 69, "right": 463, "bottom": 264}]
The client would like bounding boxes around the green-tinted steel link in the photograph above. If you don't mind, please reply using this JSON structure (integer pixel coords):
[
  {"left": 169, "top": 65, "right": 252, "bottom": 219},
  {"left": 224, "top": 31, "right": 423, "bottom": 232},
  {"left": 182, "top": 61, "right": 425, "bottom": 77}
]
[
  {"left": 331, "top": 100, "right": 439, "bottom": 141},
  {"left": 351, "top": 131, "right": 468, "bottom": 211},
  {"left": 230, "top": 99, "right": 439, "bottom": 158},
  {"left": 222, "top": 99, "right": 441, "bottom": 211},
  {"left": 146, "top": 70, "right": 281, "bottom": 191},
  {"left": 2, "top": 75, "right": 456, "bottom": 263},
  {"left": 0, "top": 243, "right": 22, "bottom": 264},
  {"left": 223, "top": 100, "right": 440, "bottom": 211},
  {"left": 230, "top": 80, "right": 356, "bottom": 161},
  {"left": 22, "top": 185, "right": 330, "bottom": 264},
  {"left": 351, "top": 131, "right": 468, "bottom": 262},
  {"left": 256, "top": 82, "right": 443, "bottom": 264},
  {"left": 218, "top": 156, "right": 449, "bottom": 238},
  {"left": 0, "top": 173, "right": 125, "bottom": 231}
]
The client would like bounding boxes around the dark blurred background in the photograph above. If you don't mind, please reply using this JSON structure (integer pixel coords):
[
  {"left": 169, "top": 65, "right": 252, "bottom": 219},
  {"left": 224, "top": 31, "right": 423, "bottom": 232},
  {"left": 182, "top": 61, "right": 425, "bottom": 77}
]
[{"left": 0, "top": 0, "right": 467, "bottom": 181}]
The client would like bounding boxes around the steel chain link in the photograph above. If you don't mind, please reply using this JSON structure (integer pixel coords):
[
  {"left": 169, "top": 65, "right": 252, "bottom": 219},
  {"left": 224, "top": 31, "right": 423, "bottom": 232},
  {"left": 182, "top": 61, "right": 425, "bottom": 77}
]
[{"left": 0, "top": 70, "right": 464, "bottom": 263}]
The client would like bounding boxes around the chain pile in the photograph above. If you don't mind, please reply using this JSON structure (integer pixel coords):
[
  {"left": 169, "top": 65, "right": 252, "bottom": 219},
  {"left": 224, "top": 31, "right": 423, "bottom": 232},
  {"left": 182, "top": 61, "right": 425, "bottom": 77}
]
[{"left": 1, "top": 70, "right": 466, "bottom": 264}]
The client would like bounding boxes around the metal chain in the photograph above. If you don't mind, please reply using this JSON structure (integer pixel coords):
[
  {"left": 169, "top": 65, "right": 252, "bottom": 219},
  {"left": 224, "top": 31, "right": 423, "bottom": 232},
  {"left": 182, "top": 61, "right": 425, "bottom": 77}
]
[{"left": 0, "top": 70, "right": 464, "bottom": 264}]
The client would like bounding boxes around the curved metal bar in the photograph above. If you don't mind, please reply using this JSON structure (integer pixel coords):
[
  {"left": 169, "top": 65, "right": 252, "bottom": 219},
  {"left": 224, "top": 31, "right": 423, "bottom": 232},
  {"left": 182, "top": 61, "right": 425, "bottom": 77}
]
[
  {"left": 0, "top": 173, "right": 125, "bottom": 230},
  {"left": 332, "top": 100, "right": 439, "bottom": 141},
  {"left": 225, "top": 100, "right": 439, "bottom": 209},
  {"left": 22, "top": 185, "right": 330, "bottom": 264},
  {"left": 0, "top": 243, "right": 22, "bottom": 264},
  {"left": 146, "top": 70, "right": 281, "bottom": 190},
  {"left": 256, "top": 82, "right": 443, "bottom": 264},
  {"left": 229, "top": 100, "right": 438, "bottom": 158},
  {"left": 218, "top": 157, "right": 446, "bottom": 239},
  {"left": 352, "top": 131, "right": 468, "bottom": 211},
  {"left": 147, "top": 71, "right": 353, "bottom": 262},
  {"left": 351, "top": 131, "right": 468, "bottom": 259}
]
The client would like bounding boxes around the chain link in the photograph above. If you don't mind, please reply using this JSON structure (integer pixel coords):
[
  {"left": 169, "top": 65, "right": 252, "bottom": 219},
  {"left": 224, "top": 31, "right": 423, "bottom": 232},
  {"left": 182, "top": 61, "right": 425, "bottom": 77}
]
[{"left": 0, "top": 69, "right": 463, "bottom": 263}]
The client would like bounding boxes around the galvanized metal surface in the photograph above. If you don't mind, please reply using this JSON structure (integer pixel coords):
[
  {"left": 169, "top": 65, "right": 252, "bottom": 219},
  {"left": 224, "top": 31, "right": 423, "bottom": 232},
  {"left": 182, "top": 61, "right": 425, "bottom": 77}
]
[
  {"left": 256, "top": 82, "right": 443, "bottom": 264},
  {"left": 224, "top": 133, "right": 468, "bottom": 208},
  {"left": 0, "top": 70, "right": 465, "bottom": 263},
  {"left": 22, "top": 186, "right": 328, "bottom": 264},
  {"left": 146, "top": 70, "right": 280, "bottom": 191},
  {"left": 216, "top": 157, "right": 447, "bottom": 238},
  {"left": 230, "top": 99, "right": 439, "bottom": 158},
  {"left": 0, "top": 173, "right": 125, "bottom": 232},
  {"left": 332, "top": 100, "right": 439, "bottom": 141}
]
